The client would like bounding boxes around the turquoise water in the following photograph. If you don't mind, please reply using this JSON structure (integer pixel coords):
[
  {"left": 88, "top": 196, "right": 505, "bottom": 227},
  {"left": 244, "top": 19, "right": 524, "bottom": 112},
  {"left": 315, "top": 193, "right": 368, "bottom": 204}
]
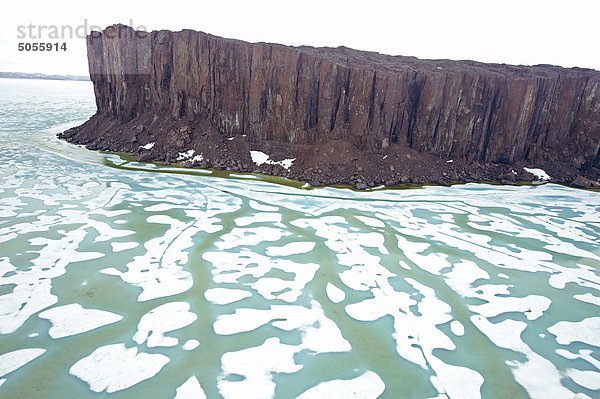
[{"left": 0, "top": 77, "right": 599, "bottom": 399}]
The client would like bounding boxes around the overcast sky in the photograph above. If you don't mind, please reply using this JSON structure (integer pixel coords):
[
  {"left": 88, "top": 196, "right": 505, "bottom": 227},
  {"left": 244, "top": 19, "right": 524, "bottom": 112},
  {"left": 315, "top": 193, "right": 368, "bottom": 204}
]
[{"left": 1, "top": 0, "right": 598, "bottom": 76}]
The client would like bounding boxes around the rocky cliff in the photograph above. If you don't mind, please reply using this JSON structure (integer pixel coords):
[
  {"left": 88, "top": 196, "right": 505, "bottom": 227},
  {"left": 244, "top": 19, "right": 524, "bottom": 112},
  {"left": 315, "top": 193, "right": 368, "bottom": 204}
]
[{"left": 61, "top": 24, "right": 600, "bottom": 187}]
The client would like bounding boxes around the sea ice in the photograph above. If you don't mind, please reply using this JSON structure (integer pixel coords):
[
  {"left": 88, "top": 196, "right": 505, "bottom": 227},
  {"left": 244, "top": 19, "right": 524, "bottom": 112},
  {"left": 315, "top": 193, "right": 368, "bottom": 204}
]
[
  {"left": 204, "top": 288, "right": 252, "bottom": 305},
  {"left": 566, "top": 369, "right": 600, "bottom": 390},
  {"left": 218, "top": 337, "right": 302, "bottom": 399},
  {"left": 182, "top": 339, "right": 200, "bottom": 351},
  {"left": 450, "top": 320, "right": 465, "bottom": 336},
  {"left": 38, "top": 303, "right": 122, "bottom": 339},
  {"left": 214, "top": 301, "right": 350, "bottom": 354},
  {"left": 70, "top": 343, "right": 169, "bottom": 393},
  {"left": 326, "top": 283, "right": 345, "bottom": 303},
  {"left": 548, "top": 317, "right": 600, "bottom": 347},
  {"left": 133, "top": 302, "right": 197, "bottom": 348},
  {"left": 111, "top": 242, "right": 139, "bottom": 252},
  {"left": 265, "top": 241, "right": 316, "bottom": 256},
  {"left": 297, "top": 370, "right": 385, "bottom": 398},
  {"left": 472, "top": 316, "right": 574, "bottom": 399},
  {"left": 174, "top": 376, "right": 207, "bottom": 399},
  {"left": 248, "top": 200, "right": 278, "bottom": 212},
  {"left": 0, "top": 348, "right": 46, "bottom": 378}
]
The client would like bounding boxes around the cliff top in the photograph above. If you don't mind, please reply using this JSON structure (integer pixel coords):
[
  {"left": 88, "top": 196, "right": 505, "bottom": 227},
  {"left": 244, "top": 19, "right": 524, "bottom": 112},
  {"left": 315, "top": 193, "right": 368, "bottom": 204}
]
[{"left": 93, "top": 24, "right": 599, "bottom": 78}]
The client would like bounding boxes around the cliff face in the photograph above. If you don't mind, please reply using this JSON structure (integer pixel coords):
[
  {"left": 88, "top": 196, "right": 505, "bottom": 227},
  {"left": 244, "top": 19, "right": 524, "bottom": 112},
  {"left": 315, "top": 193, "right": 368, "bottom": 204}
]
[{"left": 84, "top": 25, "right": 600, "bottom": 169}]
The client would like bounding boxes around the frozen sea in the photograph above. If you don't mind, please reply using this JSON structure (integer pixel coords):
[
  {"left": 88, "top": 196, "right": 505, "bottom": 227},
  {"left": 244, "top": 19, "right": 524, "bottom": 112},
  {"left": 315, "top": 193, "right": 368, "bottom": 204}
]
[{"left": 0, "top": 77, "right": 599, "bottom": 398}]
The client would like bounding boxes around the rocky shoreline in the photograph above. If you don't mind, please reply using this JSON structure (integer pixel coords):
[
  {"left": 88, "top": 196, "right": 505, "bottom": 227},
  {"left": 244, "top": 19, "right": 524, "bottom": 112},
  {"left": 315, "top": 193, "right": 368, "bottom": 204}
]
[
  {"left": 60, "top": 25, "right": 600, "bottom": 189},
  {"left": 60, "top": 113, "right": 600, "bottom": 189}
]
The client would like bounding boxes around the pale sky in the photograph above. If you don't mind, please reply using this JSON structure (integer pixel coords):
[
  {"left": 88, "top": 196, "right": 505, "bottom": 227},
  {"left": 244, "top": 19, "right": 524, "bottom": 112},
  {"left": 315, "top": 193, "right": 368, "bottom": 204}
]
[{"left": 1, "top": 0, "right": 598, "bottom": 76}]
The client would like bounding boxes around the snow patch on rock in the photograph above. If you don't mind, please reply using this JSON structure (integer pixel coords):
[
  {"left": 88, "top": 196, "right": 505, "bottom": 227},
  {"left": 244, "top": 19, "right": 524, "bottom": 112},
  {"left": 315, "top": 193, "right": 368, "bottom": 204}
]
[
  {"left": 250, "top": 151, "right": 295, "bottom": 170},
  {"left": 140, "top": 142, "right": 155, "bottom": 150},
  {"left": 524, "top": 167, "right": 551, "bottom": 181}
]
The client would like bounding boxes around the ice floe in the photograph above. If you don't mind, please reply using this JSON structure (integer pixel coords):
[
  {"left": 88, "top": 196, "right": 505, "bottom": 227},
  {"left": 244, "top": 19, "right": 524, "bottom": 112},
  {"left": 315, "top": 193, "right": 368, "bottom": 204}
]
[
  {"left": 470, "top": 295, "right": 551, "bottom": 321},
  {"left": 297, "top": 370, "right": 385, "bottom": 398},
  {"left": 204, "top": 288, "right": 252, "bottom": 305},
  {"left": 557, "top": 348, "right": 600, "bottom": 365},
  {"left": 234, "top": 212, "right": 282, "bottom": 227},
  {"left": 174, "top": 376, "right": 207, "bottom": 399},
  {"left": 450, "top": 320, "right": 465, "bottom": 336},
  {"left": 248, "top": 200, "right": 279, "bottom": 212},
  {"left": 0, "top": 348, "right": 46, "bottom": 378},
  {"left": 218, "top": 337, "right": 301, "bottom": 399},
  {"left": 548, "top": 317, "right": 600, "bottom": 347},
  {"left": 574, "top": 293, "right": 600, "bottom": 306},
  {"left": 355, "top": 215, "right": 385, "bottom": 228},
  {"left": 133, "top": 302, "right": 197, "bottom": 348},
  {"left": 70, "top": 343, "right": 170, "bottom": 393},
  {"left": 182, "top": 339, "right": 200, "bottom": 351},
  {"left": 111, "top": 241, "right": 139, "bottom": 252},
  {"left": 265, "top": 241, "right": 316, "bottom": 257},
  {"left": 38, "top": 303, "right": 122, "bottom": 339},
  {"left": 566, "top": 369, "right": 600, "bottom": 390},
  {"left": 326, "top": 282, "right": 345, "bottom": 303}
]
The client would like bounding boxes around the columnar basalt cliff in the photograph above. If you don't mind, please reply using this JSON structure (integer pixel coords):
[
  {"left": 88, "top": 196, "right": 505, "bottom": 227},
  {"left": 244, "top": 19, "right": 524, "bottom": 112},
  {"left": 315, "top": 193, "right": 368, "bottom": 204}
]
[{"left": 61, "top": 24, "right": 600, "bottom": 187}]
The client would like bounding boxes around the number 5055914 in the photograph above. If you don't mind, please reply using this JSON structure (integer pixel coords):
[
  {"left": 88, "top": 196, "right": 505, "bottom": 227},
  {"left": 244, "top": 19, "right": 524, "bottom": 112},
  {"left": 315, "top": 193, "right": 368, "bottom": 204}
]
[{"left": 18, "top": 42, "right": 67, "bottom": 51}]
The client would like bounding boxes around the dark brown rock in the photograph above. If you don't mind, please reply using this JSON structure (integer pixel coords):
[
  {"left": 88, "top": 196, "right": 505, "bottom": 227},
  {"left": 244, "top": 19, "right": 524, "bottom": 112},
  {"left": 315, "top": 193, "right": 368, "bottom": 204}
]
[
  {"left": 137, "top": 152, "right": 153, "bottom": 162},
  {"left": 499, "top": 171, "right": 516, "bottom": 182},
  {"left": 519, "top": 170, "right": 536, "bottom": 182},
  {"left": 571, "top": 175, "right": 600, "bottom": 189}
]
